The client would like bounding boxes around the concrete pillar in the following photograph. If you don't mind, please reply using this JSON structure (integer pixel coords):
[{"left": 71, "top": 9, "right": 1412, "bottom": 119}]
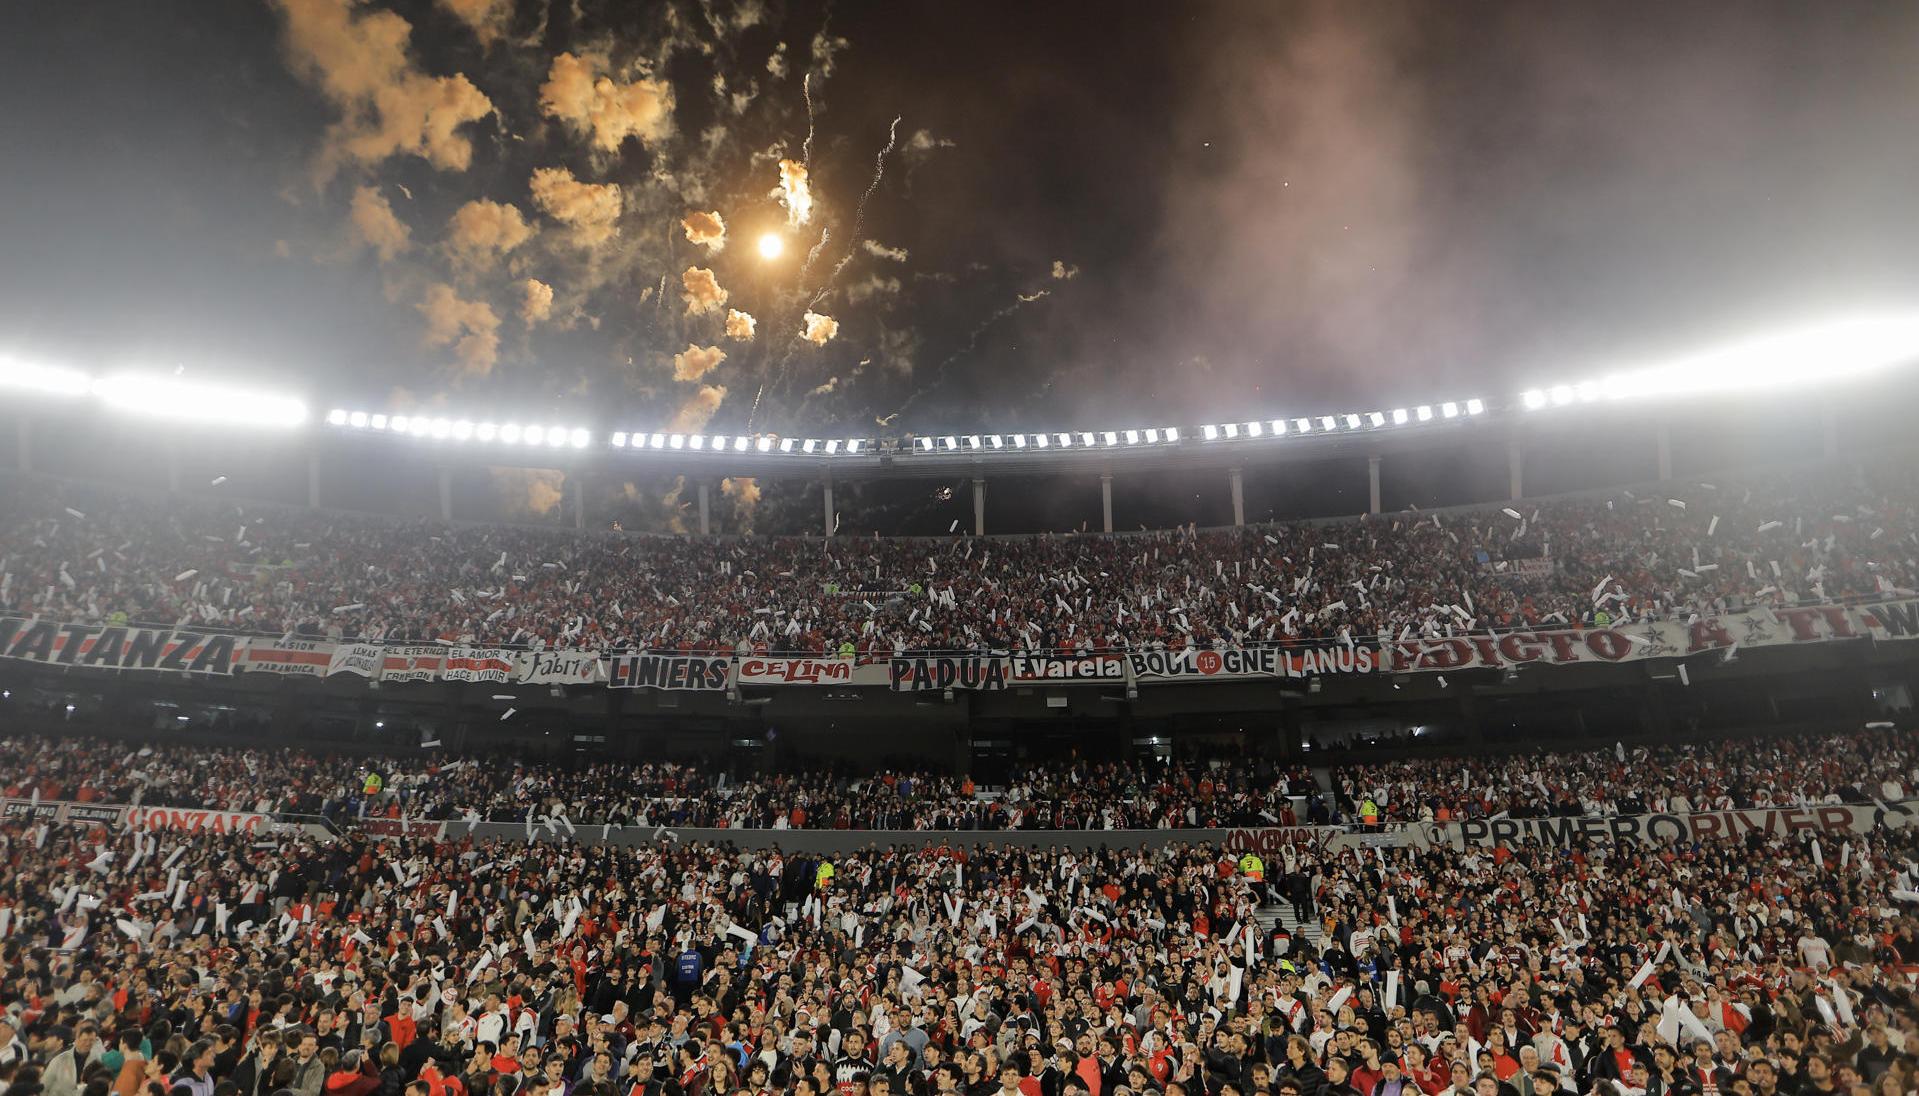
[
  {"left": 437, "top": 467, "right": 453, "bottom": 523},
  {"left": 1100, "top": 473, "right": 1114, "bottom": 534},
  {"left": 571, "top": 474, "right": 585, "bottom": 530},
  {"left": 972, "top": 478, "right": 986, "bottom": 537},
  {"left": 1367, "top": 455, "right": 1382, "bottom": 515},
  {"left": 165, "top": 440, "right": 181, "bottom": 494},
  {"left": 307, "top": 452, "right": 322, "bottom": 509},
  {"left": 822, "top": 477, "right": 835, "bottom": 537},
  {"left": 1507, "top": 439, "right": 1524, "bottom": 501},
  {"left": 697, "top": 482, "right": 711, "bottom": 536},
  {"left": 1821, "top": 398, "right": 1839, "bottom": 459},
  {"left": 1228, "top": 467, "right": 1245, "bottom": 527},
  {"left": 15, "top": 415, "right": 29, "bottom": 473},
  {"left": 1656, "top": 422, "right": 1673, "bottom": 481}
]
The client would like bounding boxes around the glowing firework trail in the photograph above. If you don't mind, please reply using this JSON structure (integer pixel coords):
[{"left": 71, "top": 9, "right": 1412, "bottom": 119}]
[
  {"left": 799, "top": 225, "right": 831, "bottom": 280},
  {"left": 811, "top": 115, "right": 902, "bottom": 308},
  {"left": 801, "top": 71, "right": 816, "bottom": 165},
  {"left": 894, "top": 288, "right": 1052, "bottom": 417}
]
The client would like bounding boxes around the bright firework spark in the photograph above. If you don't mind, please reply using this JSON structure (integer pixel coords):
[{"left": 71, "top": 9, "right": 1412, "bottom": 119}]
[{"left": 757, "top": 232, "right": 784, "bottom": 259}]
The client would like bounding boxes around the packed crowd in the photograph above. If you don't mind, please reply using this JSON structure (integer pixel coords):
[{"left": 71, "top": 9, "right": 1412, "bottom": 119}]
[
  {"left": 2, "top": 459, "right": 1917, "bottom": 656},
  {"left": 3, "top": 727, "right": 1914, "bottom": 832},
  {"left": 0, "top": 736, "right": 1328, "bottom": 830},
  {"left": 0, "top": 729, "right": 1916, "bottom": 1096},
  {"left": 1329, "top": 728, "right": 1919, "bottom": 825}
]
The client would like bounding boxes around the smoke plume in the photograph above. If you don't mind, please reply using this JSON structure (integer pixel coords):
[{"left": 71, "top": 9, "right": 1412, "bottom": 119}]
[
  {"left": 446, "top": 199, "right": 533, "bottom": 269},
  {"left": 540, "top": 51, "right": 673, "bottom": 153},
  {"left": 436, "top": 0, "right": 511, "bottom": 45},
  {"left": 667, "top": 385, "right": 726, "bottom": 432},
  {"left": 801, "top": 311, "right": 840, "bottom": 346},
  {"left": 721, "top": 476, "right": 762, "bottom": 533},
  {"left": 725, "top": 309, "right": 757, "bottom": 340},
  {"left": 1051, "top": 260, "right": 1079, "bottom": 280},
  {"left": 349, "top": 185, "right": 411, "bottom": 261},
  {"left": 672, "top": 343, "right": 727, "bottom": 381},
  {"left": 490, "top": 467, "right": 565, "bottom": 516},
  {"left": 862, "top": 240, "right": 908, "bottom": 262},
  {"left": 775, "top": 159, "right": 813, "bottom": 226},
  {"left": 270, "top": 0, "right": 494, "bottom": 182},
  {"left": 417, "top": 282, "right": 501, "bottom": 376},
  {"left": 681, "top": 266, "right": 728, "bottom": 314},
  {"left": 681, "top": 210, "right": 727, "bottom": 251},
  {"left": 519, "top": 278, "right": 554, "bottom": 326},
  {"left": 529, "top": 167, "right": 622, "bottom": 246}
]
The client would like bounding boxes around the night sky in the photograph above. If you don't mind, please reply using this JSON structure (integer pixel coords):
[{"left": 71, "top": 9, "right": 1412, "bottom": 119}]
[{"left": 4, "top": 2, "right": 1919, "bottom": 532}]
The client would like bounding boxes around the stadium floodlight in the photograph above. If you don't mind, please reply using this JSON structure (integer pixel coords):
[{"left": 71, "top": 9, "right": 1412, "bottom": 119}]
[
  {"left": 523, "top": 425, "right": 544, "bottom": 445},
  {"left": 1033, "top": 433, "right": 1049, "bottom": 448},
  {"left": 476, "top": 421, "right": 497, "bottom": 441},
  {"left": 430, "top": 418, "right": 451, "bottom": 439},
  {"left": 93, "top": 373, "right": 308, "bottom": 428},
  {"left": 668, "top": 434, "right": 685, "bottom": 449},
  {"left": 1522, "top": 389, "right": 1547, "bottom": 410},
  {"left": 327, "top": 409, "right": 348, "bottom": 426},
  {"left": 1245, "top": 421, "right": 1262, "bottom": 438},
  {"left": 1466, "top": 398, "right": 1485, "bottom": 414},
  {"left": 370, "top": 413, "right": 389, "bottom": 430},
  {"left": 452, "top": 420, "right": 473, "bottom": 441},
  {"left": 802, "top": 438, "right": 818, "bottom": 453},
  {"left": 649, "top": 433, "right": 666, "bottom": 448},
  {"left": 987, "top": 434, "right": 1003, "bottom": 448},
  {"left": 388, "top": 415, "right": 410, "bottom": 433},
  {"left": 1576, "top": 381, "right": 1601, "bottom": 402},
  {"left": 847, "top": 439, "right": 865, "bottom": 453},
  {"left": 940, "top": 435, "right": 957, "bottom": 450},
  {"left": 1270, "top": 419, "right": 1287, "bottom": 435},
  {"left": 1011, "top": 434, "right": 1028, "bottom": 448},
  {"left": 1102, "top": 431, "right": 1119, "bottom": 446},
  {"left": 781, "top": 438, "right": 796, "bottom": 452},
  {"left": 914, "top": 437, "right": 933, "bottom": 451},
  {"left": 966, "top": 435, "right": 982, "bottom": 449},
  {"left": 1440, "top": 402, "right": 1459, "bottom": 418},
  {"left": 1319, "top": 415, "right": 1336, "bottom": 431},
  {"left": 0, "top": 359, "right": 92, "bottom": 398},
  {"left": 825, "top": 439, "right": 841, "bottom": 454},
  {"left": 1164, "top": 426, "right": 1179, "bottom": 442},
  {"left": 1202, "top": 424, "right": 1219, "bottom": 441},
  {"left": 348, "top": 411, "right": 369, "bottom": 428},
  {"left": 1055, "top": 432, "right": 1072, "bottom": 448},
  {"left": 1367, "top": 411, "right": 1386, "bottom": 428},
  {"left": 1222, "top": 423, "right": 1240, "bottom": 439},
  {"left": 1079, "top": 432, "right": 1096, "bottom": 447},
  {"left": 688, "top": 435, "right": 705, "bottom": 450},
  {"left": 756, "top": 436, "right": 773, "bottom": 452},
  {"left": 1549, "top": 385, "right": 1575, "bottom": 406},
  {"left": 1295, "top": 417, "right": 1313, "bottom": 434},
  {"left": 1415, "top": 405, "right": 1433, "bottom": 421},
  {"left": 1391, "top": 408, "right": 1409, "bottom": 425},
  {"left": 733, "top": 436, "right": 749, "bottom": 452},
  {"left": 408, "top": 417, "right": 431, "bottom": 438},
  {"left": 571, "top": 428, "right": 591, "bottom": 448},
  {"left": 1343, "top": 413, "right": 1362, "bottom": 430},
  {"left": 611, "top": 431, "right": 628, "bottom": 448},
  {"left": 546, "top": 427, "right": 568, "bottom": 448},
  {"left": 1144, "top": 428, "right": 1159, "bottom": 444}
]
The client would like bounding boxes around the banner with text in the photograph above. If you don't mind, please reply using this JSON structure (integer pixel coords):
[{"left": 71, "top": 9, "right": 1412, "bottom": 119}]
[
  {"left": 606, "top": 653, "right": 731, "bottom": 691},
  {"left": 0, "top": 617, "right": 239, "bottom": 675}
]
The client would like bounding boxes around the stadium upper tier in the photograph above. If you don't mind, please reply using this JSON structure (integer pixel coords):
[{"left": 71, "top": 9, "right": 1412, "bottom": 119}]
[{"left": 1, "top": 456, "right": 1913, "bottom": 653}]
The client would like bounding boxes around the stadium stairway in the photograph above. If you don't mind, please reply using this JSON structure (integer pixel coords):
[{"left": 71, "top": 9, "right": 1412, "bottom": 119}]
[{"left": 1255, "top": 898, "right": 1324, "bottom": 951}]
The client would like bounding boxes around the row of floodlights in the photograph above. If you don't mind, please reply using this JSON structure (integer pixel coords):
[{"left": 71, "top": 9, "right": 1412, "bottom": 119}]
[
  {"left": 611, "top": 432, "right": 867, "bottom": 455},
  {"left": 1199, "top": 399, "right": 1485, "bottom": 440},
  {"left": 911, "top": 427, "right": 1180, "bottom": 451},
  {"left": 326, "top": 409, "right": 592, "bottom": 448}
]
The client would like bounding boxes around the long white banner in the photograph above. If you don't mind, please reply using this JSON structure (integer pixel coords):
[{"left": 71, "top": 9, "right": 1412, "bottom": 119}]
[{"left": 1, "top": 595, "right": 1915, "bottom": 688}]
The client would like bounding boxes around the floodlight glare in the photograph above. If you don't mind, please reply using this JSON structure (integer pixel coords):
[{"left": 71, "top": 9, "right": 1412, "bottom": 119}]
[
  {"left": 1012, "top": 434, "right": 1028, "bottom": 448},
  {"left": 570, "top": 428, "right": 591, "bottom": 448},
  {"left": 781, "top": 438, "right": 796, "bottom": 452},
  {"left": 1522, "top": 389, "right": 1547, "bottom": 410},
  {"left": 1391, "top": 408, "right": 1409, "bottom": 425},
  {"left": 650, "top": 433, "right": 666, "bottom": 448},
  {"left": 825, "top": 439, "right": 840, "bottom": 454},
  {"left": 847, "top": 439, "right": 865, "bottom": 453},
  {"left": 1296, "top": 417, "right": 1313, "bottom": 434},
  {"left": 455, "top": 418, "right": 477, "bottom": 440},
  {"left": 1466, "top": 398, "right": 1485, "bottom": 415},
  {"left": 1079, "top": 432, "right": 1095, "bottom": 447},
  {"left": 430, "top": 418, "right": 451, "bottom": 438},
  {"left": 1440, "top": 402, "right": 1459, "bottom": 418},
  {"left": 1245, "top": 422, "right": 1262, "bottom": 438},
  {"left": 327, "top": 409, "right": 348, "bottom": 425},
  {"left": 689, "top": 435, "right": 706, "bottom": 449},
  {"left": 1033, "top": 433, "right": 1049, "bottom": 448},
  {"left": 1367, "top": 411, "right": 1385, "bottom": 428},
  {"left": 1320, "top": 416, "right": 1337, "bottom": 431},
  {"left": 756, "top": 437, "right": 773, "bottom": 452},
  {"left": 1415, "top": 405, "right": 1433, "bottom": 421},
  {"left": 408, "top": 417, "right": 431, "bottom": 437},
  {"left": 1223, "top": 423, "right": 1239, "bottom": 438},
  {"left": 611, "top": 431, "right": 628, "bottom": 448},
  {"left": 1102, "top": 431, "right": 1119, "bottom": 446},
  {"left": 1202, "top": 425, "right": 1219, "bottom": 441},
  {"left": 802, "top": 439, "right": 818, "bottom": 453},
  {"left": 668, "top": 434, "right": 685, "bottom": 449},
  {"left": 734, "top": 436, "right": 750, "bottom": 452},
  {"left": 1163, "top": 427, "right": 1179, "bottom": 442},
  {"left": 1056, "top": 433, "right": 1072, "bottom": 448},
  {"left": 92, "top": 374, "right": 309, "bottom": 428},
  {"left": 0, "top": 360, "right": 92, "bottom": 398},
  {"left": 1270, "top": 419, "right": 1287, "bottom": 435},
  {"left": 522, "top": 425, "right": 544, "bottom": 445},
  {"left": 987, "top": 434, "right": 1003, "bottom": 448},
  {"left": 349, "top": 411, "right": 369, "bottom": 428},
  {"left": 388, "top": 415, "right": 410, "bottom": 433},
  {"left": 1343, "top": 414, "right": 1361, "bottom": 430},
  {"left": 966, "top": 435, "right": 982, "bottom": 449}
]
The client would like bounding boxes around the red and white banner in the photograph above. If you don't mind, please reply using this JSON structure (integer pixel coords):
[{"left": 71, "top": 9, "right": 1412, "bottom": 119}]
[
  {"left": 238, "top": 636, "right": 330, "bottom": 677},
  {"left": 441, "top": 647, "right": 515, "bottom": 683},
  {"left": 327, "top": 642, "right": 386, "bottom": 678},
  {"left": 737, "top": 656, "right": 860, "bottom": 686},
  {"left": 121, "top": 806, "right": 278, "bottom": 834},
  {"left": 381, "top": 646, "right": 445, "bottom": 683}
]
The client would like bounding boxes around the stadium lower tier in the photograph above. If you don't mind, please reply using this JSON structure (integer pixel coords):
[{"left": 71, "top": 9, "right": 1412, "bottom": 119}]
[{"left": 0, "top": 726, "right": 1914, "bottom": 1096}]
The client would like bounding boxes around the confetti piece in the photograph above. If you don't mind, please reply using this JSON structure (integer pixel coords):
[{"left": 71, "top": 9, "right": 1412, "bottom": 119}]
[{"left": 210, "top": 476, "right": 228, "bottom": 486}]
